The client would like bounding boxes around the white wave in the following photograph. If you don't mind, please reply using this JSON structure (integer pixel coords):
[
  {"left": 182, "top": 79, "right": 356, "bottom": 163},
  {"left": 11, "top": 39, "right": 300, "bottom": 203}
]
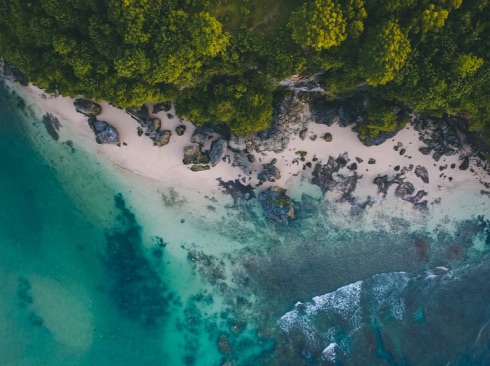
[{"left": 322, "top": 343, "right": 338, "bottom": 362}]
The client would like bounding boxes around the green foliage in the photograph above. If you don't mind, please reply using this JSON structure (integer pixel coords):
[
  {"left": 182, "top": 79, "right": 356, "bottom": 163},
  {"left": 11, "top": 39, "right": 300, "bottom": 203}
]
[
  {"left": 452, "top": 54, "right": 484, "bottom": 78},
  {"left": 289, "top": 0, "right": 347, "bottom": 50},
  {"left": 176, "top": 71, "right": 275, "bottom": 135},
  {"left": 359, "top": 21, "right": 412, "bottom": 86},
  {"left": 0, "top": 0, "right": 490, "bottom": 146},
  {"left": 358, "top": 97, "right": 407, "bottom": 141}
]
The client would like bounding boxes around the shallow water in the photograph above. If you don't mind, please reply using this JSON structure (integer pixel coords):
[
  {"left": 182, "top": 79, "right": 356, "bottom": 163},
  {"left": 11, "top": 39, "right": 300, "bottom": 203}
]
[{"left": 0, "top": 80, "right": 490, "bottom": 366}]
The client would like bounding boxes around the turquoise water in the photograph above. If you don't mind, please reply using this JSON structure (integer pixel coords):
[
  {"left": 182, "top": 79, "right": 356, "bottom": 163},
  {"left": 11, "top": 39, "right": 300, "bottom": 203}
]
[{"left": 1, "top": 80, "right": 490, "bottom": 365}]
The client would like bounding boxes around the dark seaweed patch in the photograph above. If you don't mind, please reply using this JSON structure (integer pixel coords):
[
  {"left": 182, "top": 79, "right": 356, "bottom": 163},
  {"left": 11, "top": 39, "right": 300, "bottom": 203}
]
[{"left": 103, "top": 193, "right": 172, "bottom": 327}]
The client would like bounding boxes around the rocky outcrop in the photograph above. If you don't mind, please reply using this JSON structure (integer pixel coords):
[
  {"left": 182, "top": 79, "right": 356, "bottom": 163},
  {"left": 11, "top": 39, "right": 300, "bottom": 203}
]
[
  {"left": 258, "top": 163, "right": 281, "bottom": 182},
  {"left": 413, "top": 117, "right": 462, "bottom": 161},
  {"left": 209, "top": 138, "right": 227, "bottom": 166},
  {"left": 88, "top": 118, "right": 119, "bottom": 144},
  {"left": 311, "top": 153, "right": 359, "bottom": 201},
  {"left": 74, "top": 98, "right": 102, "bottom": 117},
  {"left": 415, "top": 165, "right": 429, "bottom": 184},
  {"left": 42, "top": 113, "right": 61, "bottom": 141},
  {"left": 183, "top": 145, "right": 210, "bottom": 165},
  {"left": 2, "top": 63, "right": 28, "bottom": 86},
  {"left": 258, "top": 187, "right": 295, "bottom": 222},
  {"left": 191, "top": 126, "right": 213, "bottom": 145},
  {"left": 127, "top": 104, "right": 172, "bottom": 146}
]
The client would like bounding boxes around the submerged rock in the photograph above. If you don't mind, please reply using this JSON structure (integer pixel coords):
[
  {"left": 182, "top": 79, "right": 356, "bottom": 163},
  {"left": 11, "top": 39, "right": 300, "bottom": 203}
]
[
  {"left": 88, "top": 119, "right": 119, "bottom": 144},
  {"left": 42, "top": 113, "right": 61, "bottom": 141},
  {"left": 209, "top": 138, "right": 227, "bottom": 166},
  {"left": 74, "top": 98, "right": 102, "bottom": 116},
  {"left": 259, "top": 187, "right": 295, "bottom": 222}
]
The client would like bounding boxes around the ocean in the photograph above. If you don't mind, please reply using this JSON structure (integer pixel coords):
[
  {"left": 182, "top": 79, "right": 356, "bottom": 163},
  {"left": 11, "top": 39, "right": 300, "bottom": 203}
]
[{"left": 0, "top": 79, "right": 489, "bottom": 366}]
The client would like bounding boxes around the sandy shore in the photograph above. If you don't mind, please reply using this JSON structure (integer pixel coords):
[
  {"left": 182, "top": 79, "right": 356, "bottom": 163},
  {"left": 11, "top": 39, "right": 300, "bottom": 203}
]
[{"left": 5, "top": 81, "right": 489, "bottom": 231}]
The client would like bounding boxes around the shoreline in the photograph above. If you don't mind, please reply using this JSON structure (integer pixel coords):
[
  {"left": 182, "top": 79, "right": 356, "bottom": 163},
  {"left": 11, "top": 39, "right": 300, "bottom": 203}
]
[{"left": 3, "top": 79, "right": 490, "bottom": 232}]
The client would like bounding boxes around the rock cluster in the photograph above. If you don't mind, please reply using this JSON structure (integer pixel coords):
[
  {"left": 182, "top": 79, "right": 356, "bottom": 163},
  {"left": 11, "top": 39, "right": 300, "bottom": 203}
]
[
  {"left": 258, "top": 187, "right": 295, "bottom": 222},
  {"left": 127, "top": 104, "right": 172, "bottom": 146},
  {"left": 311, "top": 153, "right": 359, "bottom": 202},
  {"left": 413, "top": 117, "right": 462, "bottom": 161}
]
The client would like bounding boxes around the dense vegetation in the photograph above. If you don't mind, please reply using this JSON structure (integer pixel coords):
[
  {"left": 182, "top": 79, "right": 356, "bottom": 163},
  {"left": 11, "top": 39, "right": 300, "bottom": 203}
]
[{"left": 0, "top": 0, "right": 489, "bottom": 143}]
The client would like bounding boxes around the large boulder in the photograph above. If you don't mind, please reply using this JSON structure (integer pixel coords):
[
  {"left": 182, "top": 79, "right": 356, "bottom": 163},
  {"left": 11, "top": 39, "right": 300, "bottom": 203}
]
[
  {"left": 74, "top": 99, "right": 102, "bottom": 117},
  {"left": 209, "top": 138, "right": 227, "bottom": 166},
  {"left": 88, "top": 119, "right": 119, "bottom": 144},
  {"left": 152, "top": 130, "right": 171, "bottom": 147},
  {"left": 259, "top": 187, "right": 295, "bottom": 222},
  {"left": 191, "top": 126, "right": 213, "bottom": 145}
]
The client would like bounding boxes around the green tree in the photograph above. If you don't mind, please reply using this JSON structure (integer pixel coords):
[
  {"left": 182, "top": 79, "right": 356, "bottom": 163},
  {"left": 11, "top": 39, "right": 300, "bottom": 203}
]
[
  {"left": 359, "top": 21, "right": 412, "bottom": 86},
  {"left": 289, "top": 0, "right": 347, "bottom": 51}
]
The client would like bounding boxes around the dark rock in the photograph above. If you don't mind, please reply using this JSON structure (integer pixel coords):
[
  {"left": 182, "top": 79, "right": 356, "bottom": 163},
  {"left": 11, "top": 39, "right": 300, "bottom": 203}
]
[
  {"left": 42, "top": 113, "right": 61, "bottom": 141},
  {"left": 258, "top": 187, "right": 294, "bottom": 222},
  {"left": 368, "top": 158, "right": 376, "bottom": 164},
  {"left": 190, "top": 164, "right": 210, "bottom": 172},
  {"left": 395, "top": 182, "right": 415, "bottom": 199},
  {"left": 374, "top": 175, "right": 391, "bottom": 195},
  {"left": 347, "top": 163, "right": 357, "bottom": 171},
  {"left": 399, "top": 148, "right": 406, "bottom": 155},
  {"left": 137, "top": 127, "right": 144, "bottom": 136},
  {"left": 356, "top": 157, "right": 364, "bottom": 163},
  {"left": 152, "top": 102, "right": 172, "bottom": 113},
  {"left": 394, "top": 165, "right": 400, "bottom": 171},
  {"left": 74, "top": 98, "right": 102, "bottom": 116},
  {"left": 175, "top": 125, "right": 186, "bottom": 136},
  {"left": 209, "top": 138, "right": 227, "bottom": 166},
  {"left": 167, "top": 113, "right": 174, "bottom": 119},
  {"left": 191, "top": 126, "right": 213, "bottom": 145},
  {"left": 414, "top": 165, "right": 429, "bottom": 184},
  {"left": 3, "top": 63, "right": 28, "bottom": 86},
  {"left": 233, "top": 152, "right": 251, "bottom": 173},
  {"left": 418, "top": 147, "right": 431, "bottom": 155},
  {"left": 309, "top": 94, "right": 340, "bottom": 126},
  {"left": 247, "top": 154, "right": 256, "bottom": 163},
  {"left": 323, "top": 133, "right": 333, "bottom": 142},
  {"left": 88, "top": 119, "right": 119, "bottom": 144},
  {"left": 183, "top": 146, "right": 210, "bottom": 165},
  {"left": 148, "top": 118, "right": 161, "bottom": 132},
  {"left": 258, "top": 164, "right": 281, "bottom": 182},
  {"left": 299, "top": 128, "right": 308, "bottom": 140},
  {"left": 459, "top": 156, "right": 470, "bottom": 170},
  {"left": 312, "top": 154, "right": 359, "bottom": 200},
  {"left": 152, "top": 130, "right": 171, "bottom": 147}
]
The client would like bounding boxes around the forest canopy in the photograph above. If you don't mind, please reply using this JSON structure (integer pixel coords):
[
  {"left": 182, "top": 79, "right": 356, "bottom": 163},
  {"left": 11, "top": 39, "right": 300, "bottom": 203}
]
[{"left": 0, "top": 0, "right": 489, "bottom": 145}]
